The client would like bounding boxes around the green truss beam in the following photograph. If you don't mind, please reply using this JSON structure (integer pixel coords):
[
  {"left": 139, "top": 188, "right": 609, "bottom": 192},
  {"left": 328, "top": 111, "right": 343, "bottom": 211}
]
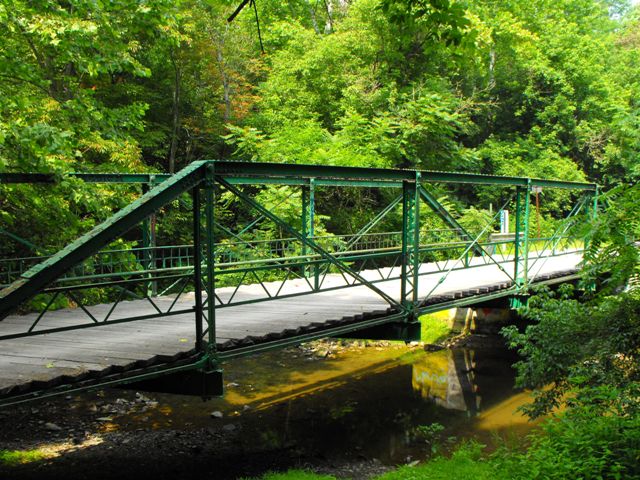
[
  {"left": 0, "top": 227, "right": 40, "bottom": 252},
  {"left": 0, "top": 160, "right": 598, "bottom": 322},
  {"left": 0, "top": 162, "right": 207, "bottom": 320},
  {"left": 1, "top": 161, "right": 597, "bottom": 190},
  {"left": 0, "top": 172, "right": 170, "bottom": 184}
]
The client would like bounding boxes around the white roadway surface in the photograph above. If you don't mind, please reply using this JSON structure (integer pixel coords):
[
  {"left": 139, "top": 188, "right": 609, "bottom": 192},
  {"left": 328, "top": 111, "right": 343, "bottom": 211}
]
[{"left": 0, "top": 250, "right": 581, "bottom": 390}]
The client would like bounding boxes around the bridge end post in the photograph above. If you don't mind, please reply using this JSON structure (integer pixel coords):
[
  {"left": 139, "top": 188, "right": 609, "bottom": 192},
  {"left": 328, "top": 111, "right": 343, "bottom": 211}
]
[
  {"left": 583, "top": 185, "right": 599, "bottom": 292},
  {"left": 193, "top": 185, "right": 203, "bottom": 353},
  {"left": 186, "top": 165, "right": 224, "bottom": 399},
  {"left": 400, "top": 172, "right": 421, "bottom": 339},
  {"left": 202, "top": 162, "right": 222, "bottom": 395},
  {"left": 513, "top": 182, "right": 531, "bottom": 289}
]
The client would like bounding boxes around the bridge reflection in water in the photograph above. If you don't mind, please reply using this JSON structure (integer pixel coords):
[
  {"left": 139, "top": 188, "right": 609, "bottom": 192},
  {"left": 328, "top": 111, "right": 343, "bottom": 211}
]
[{"left": 412, "top": 348, "right": 518, "bottom": 417}]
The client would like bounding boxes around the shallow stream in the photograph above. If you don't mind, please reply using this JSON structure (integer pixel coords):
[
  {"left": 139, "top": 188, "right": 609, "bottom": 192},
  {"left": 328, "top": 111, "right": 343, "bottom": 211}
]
[
  {"left": 0, "top": 338, "right": 541, "bottom": 479},
  {"left": 116, "top": 340, "right": 536, "bottom": 465}
]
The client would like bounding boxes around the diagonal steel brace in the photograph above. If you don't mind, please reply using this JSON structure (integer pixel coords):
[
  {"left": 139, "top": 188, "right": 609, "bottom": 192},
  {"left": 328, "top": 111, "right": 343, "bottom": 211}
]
[
  {"left": 418, "top": 186, "right": 484, "bottom": 256},
  {"left": 217, "top": 177, "right": 405, "bottom": 311}
]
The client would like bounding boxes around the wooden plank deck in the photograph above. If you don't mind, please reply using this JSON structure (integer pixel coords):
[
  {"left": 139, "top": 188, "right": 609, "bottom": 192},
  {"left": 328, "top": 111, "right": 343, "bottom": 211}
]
[{"left": 0, "top": 251, "right": 581, "bottom": 396}]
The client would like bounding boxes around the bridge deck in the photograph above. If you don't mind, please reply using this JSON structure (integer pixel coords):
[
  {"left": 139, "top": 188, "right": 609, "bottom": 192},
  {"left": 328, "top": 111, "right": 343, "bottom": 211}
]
[{"left": 0, "top": 252, "right": 581, "bottom": 398}]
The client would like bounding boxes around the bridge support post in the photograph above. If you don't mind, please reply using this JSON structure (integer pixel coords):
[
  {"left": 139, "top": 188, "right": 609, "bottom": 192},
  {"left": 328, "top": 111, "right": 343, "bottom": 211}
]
[
  {"left": 583, "top": 186, "right": 599, "bottom": 292},
  {"left": 203, "top": 164, "right": 221, "bottom": 383},
  {"left": 401, "top": 172, "right": 421, "bottom": 328},
  {"left": 205, "top": 165, "right": 216, "bottom": 350},
  {"left": 192, "top": 186, "right": 204, "bottom": 353},
  {"left": 141, "top": 181, "right": 157, "bottom": 297},
  {"left": 513, "top": 181, "right": 531, "bottom": 288},
  {"left": 301, "top": 178, "right": 318, "bottom": 290}
]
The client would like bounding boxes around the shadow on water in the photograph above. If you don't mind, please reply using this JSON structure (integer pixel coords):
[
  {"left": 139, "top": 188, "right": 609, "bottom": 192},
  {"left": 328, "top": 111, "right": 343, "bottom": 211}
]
[{"left": 0, "top": 340, "right": 536, "bottom": 479}]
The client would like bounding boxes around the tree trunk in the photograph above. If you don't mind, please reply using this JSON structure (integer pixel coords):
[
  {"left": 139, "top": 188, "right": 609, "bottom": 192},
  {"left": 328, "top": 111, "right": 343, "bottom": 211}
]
[
  {"left": 488, "top": 44, "right": 496, "bottom": 90},
  {"left": 168, "top": 50, "right": 181, "bottom": 174},
  {"left": 215, "top": 31, "right": 232, "bottom": 123},
  {"left": 305, "top": 0, "right": 321, "bottom": 34},
  {"left": 324, "top": 0, "right": 333, "bottom": 34}
]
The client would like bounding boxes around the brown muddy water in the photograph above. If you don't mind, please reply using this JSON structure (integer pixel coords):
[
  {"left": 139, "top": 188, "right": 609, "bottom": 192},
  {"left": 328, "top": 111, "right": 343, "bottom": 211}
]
[{"left": 0, "top": 339, "right": 538, "bottom": 480}]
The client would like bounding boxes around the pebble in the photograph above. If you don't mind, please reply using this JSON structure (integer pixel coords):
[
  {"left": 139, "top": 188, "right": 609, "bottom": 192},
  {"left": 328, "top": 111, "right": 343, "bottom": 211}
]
[
  {"left": 222, "top": 424, "right": 236, "bottom": 432},
  {"left": 44, "top": 422, "right": 62, "bottom": 431},
  {"left": 210, "top": 411, "right": 223, "bottom": 419},
  {"left": 135, "top": 393, "right": 152, "bottom": 403}
]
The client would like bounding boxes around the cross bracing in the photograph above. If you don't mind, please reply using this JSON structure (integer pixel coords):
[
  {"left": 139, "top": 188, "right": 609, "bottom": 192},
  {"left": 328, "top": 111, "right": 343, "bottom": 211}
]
[{"left": 0, "top": 161, "right": 598, "bottom": 405}]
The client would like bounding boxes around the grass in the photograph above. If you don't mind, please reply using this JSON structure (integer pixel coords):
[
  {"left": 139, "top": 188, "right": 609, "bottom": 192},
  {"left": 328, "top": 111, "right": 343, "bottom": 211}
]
[
  {"left": 377, "top": 444, "right": 499, "bottom": 480},
  {"left": 246, "top": 471, "right": 336, "bottom": 480},
  {"left": 248, "top": 408, "right": 640, "bottom": 480},
  {"left": 420, "top": 311, "right": 452, "bottom": 345},
  {"left": 247, "top": 444, "right": 503, "bottom": 480},
  {"left": 0, "top": 449, "right": 48, "bottom": 466}
]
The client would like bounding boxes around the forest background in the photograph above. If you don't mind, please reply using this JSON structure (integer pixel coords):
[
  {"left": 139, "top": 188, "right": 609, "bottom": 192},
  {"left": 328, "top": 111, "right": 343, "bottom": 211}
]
[{"left": 1, "top": 0, "right": 639, "bottom": 254}]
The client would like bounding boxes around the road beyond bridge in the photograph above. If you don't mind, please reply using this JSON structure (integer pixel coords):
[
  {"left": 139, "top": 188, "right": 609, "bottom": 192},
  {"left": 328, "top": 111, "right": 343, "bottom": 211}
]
[{"left": 0, "top": 161, "right": 598, "bottom": 405}]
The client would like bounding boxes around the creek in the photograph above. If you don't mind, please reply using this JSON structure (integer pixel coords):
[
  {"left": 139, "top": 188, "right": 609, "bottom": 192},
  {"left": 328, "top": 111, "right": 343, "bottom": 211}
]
[
  {"left": 114, "top": 338, "right": 536, "bottom": 470},
  {"left": 0, "top": 338, "right": 541, "bottom": 479}
]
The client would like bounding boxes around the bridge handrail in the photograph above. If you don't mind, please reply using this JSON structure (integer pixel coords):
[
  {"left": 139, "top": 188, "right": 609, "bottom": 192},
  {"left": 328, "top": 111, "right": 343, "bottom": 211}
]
[{"left": 0, "top": 235, "right": 580, "bottom": 291}]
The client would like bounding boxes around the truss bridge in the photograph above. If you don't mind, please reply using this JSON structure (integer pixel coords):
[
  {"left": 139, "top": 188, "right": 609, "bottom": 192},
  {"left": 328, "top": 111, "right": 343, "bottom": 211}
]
[{"left": 0, "top": 161, "right": 598, "bottom": 405}]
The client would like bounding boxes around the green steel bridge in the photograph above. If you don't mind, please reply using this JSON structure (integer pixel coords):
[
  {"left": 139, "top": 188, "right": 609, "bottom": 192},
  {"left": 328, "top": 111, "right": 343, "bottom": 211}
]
[{"left": 0, "top": 161, "right": 598, "bottom": 406}]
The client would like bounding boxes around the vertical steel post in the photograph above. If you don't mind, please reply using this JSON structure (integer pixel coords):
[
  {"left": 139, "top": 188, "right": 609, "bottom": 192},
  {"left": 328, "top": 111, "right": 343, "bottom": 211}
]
[
  {"left": 204, "top": 164, "right": 216, "bottom": 356},
  {"left": 192, "top": 186, "right": 203, "bottom": 353},
  {"left": 301, "top": 179, "right": 316, "bottom": 283},
  {"left": 401, "top": 173, "right": 420, "bottom": 316},
  {"left": 401, "top": 183, "right": 410, "bottom": 305},
  {"left": 513, "top": 182, "right": 531, "bottom": 287},
  {"left": 302, "top": 178, "right": 318, "bottom": 290},
  {"left": 585, "top": 186, "right": 599, "bottom": 292},
  {"left": 412, "top": 173, "right": 421, "bottom": 306},
  {"left": 513, "top": 187, "right": 522, "bottom": 282},
  {"left": 522, "top": 180, "right": 531, "bottom": 288},
  {"left": 302, "top": 185, "right": 308, "bottom": 263},
  {"left": 141, "top": 181, "right": 157, "bottom": 297}
]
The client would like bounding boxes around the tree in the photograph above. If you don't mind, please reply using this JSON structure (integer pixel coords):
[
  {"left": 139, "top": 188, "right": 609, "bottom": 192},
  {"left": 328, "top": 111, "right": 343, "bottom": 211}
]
[
  {"left": 0, "top": 0, "right": 179, "bottom": 251},
  {"left": 503, "top": 183, "right": 640, "bottom": 419}
]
